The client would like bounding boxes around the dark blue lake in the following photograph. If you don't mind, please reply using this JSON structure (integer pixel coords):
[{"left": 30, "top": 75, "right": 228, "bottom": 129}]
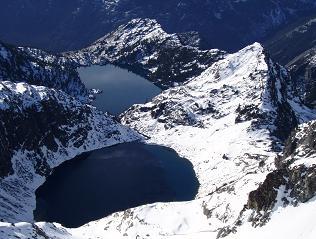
[
  {"left": 34, "top": 65, "right": 199, "bottom": 228},
  {"left": 34, "top": 143, "right": 199, "bottom": 228},
  {"left": 78, "top": 65, "right": 161, "bottom": 115}
]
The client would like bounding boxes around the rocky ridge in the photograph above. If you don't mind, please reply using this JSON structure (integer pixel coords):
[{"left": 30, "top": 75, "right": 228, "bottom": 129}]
[{"left": 66, "top": 18, "right": 226, "bottom": 89}]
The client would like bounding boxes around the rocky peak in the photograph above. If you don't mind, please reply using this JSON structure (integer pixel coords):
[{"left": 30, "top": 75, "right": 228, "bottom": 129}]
[
  {"left": 122, "top": 42, "right": 297, "bottom": 142},
  {"left": 66, "top": 18, "right": 226, "bottom": 88},
  {"left": 95, "top": 18, "right": 180, "bottom": 46},
  {"left": 109, "top": 42, "right": 308, "bottom": 238}
]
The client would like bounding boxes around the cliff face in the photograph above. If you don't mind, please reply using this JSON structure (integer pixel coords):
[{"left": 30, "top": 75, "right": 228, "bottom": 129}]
[
  {"left": 246, "top": 120, "right": 316, "bottom": 215},
  {"left": 285, "top": 49, "right": 316, "bottom": 108}
]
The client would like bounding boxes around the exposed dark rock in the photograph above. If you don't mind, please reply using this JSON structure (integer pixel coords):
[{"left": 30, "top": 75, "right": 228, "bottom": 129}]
[
  {"left": 265, "top": 57, "right": 298, "bottom": 141},
  {"left": 273, "top": 101, "right": 298, "bottom": 141},
  {"left": 176, "top": 31, "right": 201, "bottom": 48},
  {"left": 288, "top": 165, "right": 316, "bottom": 203},
  {"left": 247, "top": 169, "right": 288, "bottom": 212},
  {"left": 217, "top": 226, "right": 236, "bottom": 239},
  {"left": 279, "top": 121, "right": 316, "bottom": 166},
  {"left": 0, "top": 90, "right": 87, "bottom": 177},
  {"left": 0, "top": 41, "right": 87, "bottom": 97},
  {"left": 234, "top": 120, "right": 316, "bottom": 230},
  {"left": 235, "top": 104, "right": 262, "bottom": 123}
]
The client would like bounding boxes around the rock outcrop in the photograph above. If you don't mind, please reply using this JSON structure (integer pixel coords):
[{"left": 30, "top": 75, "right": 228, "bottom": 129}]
[
  {"left": 231, "top": 120, "right": 316, "bottom": 232},
  {"left": 0, "top": 41, "right": 87, "bottom": 97}
]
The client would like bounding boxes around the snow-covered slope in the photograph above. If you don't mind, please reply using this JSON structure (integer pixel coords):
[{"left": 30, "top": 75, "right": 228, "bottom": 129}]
[
  {"left": 66, "top": 18, "right": 226, "bottom": 88},
  {"left": 0, "top": 41, "right": 87, "bottom": 97},
  {"left": 97, "top": 42, "right": 315, "bottom": 238},
  {"left": 2, "top": 42, "right": 314, "bottom": 239},
  {"left": 227, "top": 119, "right": 316, "bottom": 239},
  {"left": 0, "top": 81, "right": 140, "bottom": 223},
  {"left": 121, "top": 42, "right": 297, "bottom": 197},
  {"left": 1, "top": 42, "right": 316, "bottom": 239}
]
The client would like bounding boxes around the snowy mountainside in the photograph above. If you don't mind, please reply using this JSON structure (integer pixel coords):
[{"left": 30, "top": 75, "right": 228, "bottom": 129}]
[
  {"left": 0, "top": 81, "right": 140, "bottom": 223},
  {"left": 121, "top": 42, "right": 296, "bottom": 200},
  {"left": 252, "top": 120, "right": 316, "bottom": 212},
  {"left": 0, "top": 41, "right": 87, "bottom": 97},
  {"left": 226, "top": 119, "right": 316, "bottom": 239},
  {"left": 2, "top": 42, "right": 316, "bottom": 239},
  {"left": 66, "top": 18, "right": 226, "bottom": 88},
  {"left": 112, "top": 43, "right": 312, "bottom": 238}
]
